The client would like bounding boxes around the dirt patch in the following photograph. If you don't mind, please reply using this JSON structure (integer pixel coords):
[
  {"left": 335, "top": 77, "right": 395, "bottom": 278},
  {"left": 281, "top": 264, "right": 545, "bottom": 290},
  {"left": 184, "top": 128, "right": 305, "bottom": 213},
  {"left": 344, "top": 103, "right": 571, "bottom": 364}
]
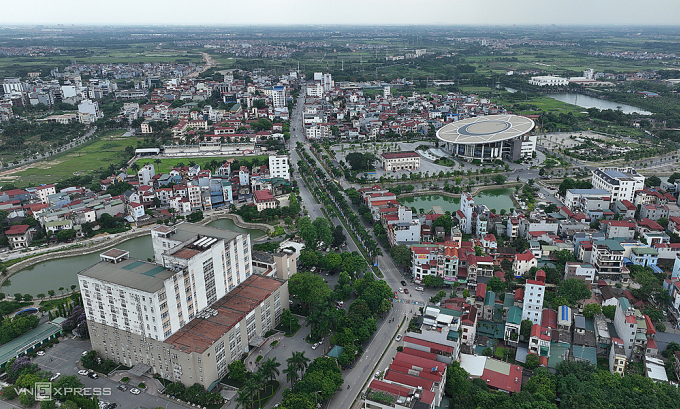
[{"left": 30, "top": 159, "right": 67, "bottom": 169}]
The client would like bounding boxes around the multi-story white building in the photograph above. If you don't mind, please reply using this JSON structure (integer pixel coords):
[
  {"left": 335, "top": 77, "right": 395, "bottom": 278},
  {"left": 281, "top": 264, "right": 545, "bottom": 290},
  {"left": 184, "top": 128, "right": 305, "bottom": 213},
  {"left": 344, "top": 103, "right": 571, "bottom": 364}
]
[
  {"left": 521, "top": 270, "right": 546, "bottom": 325},
  {"left": 613, "top": 297, "right": 637, "bottom": 359},
  {"left": 268, "top": 155, "right": 289, "bottom": 181},
  {"left": 84, "top": 267, "right": 287, "bottom": 388},
  {"left": 591, "top": 167, "right": 645, "bottom": 203},
  {"left": 138, "top": 164, "right": 155, "bottom": 186},
  {"left": 460, "top": 193, "right": 474, "bottom": 235},
  {"left": 564, "top": 262, "right": 596, "bottom": 282},
  {"left": 78, "top": 99, "right": 102, "bottom": 124},
  {"left": 386, "top": 206, "right": 421, "bottom": 246},
  {"left": 592, "top": 239, "right": 625, "bottom": 281},
  {"left": 272, "top": 85, "right": 286, "bottom": 108},
  {"left": 306, "top": 83, "right": 323, "bottom": 98},
  {"left": 528, "top": 76, "right": 569, "bottom": 87},
  {"left": 34, "top": 184, "right": 56, "bottom": 204},
  {"left": 564, "top": 189, "right": 611, "bottom": 211},
  {"left": 513, "top": 251, "right": 537, "bottom": 276},
  {"left": 79, "top": 223, "right": 253, "bottom": 342},
  {"left": 379, "top": 152, "right": 420, "bottom": 172}
]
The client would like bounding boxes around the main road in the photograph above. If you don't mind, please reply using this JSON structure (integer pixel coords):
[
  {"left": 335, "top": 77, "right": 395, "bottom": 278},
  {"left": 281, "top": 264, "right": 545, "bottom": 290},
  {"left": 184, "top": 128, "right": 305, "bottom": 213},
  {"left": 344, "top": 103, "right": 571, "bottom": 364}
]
[{"left": 280, "top": 87, "right": 428, "bottom": 409}]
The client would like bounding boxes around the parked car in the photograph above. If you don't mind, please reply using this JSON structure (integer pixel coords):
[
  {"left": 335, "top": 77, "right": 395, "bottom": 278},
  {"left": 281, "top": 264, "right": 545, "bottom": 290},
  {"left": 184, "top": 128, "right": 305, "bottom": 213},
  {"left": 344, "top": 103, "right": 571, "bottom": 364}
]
[
  {"left": 396, "top": 335, "right": 403, "bottom": 342},
  {"left": 82, "top": 351, "right": 90, "bottom": 356},
  {"left": 400, "top": 280, "right": 407, "bottom": 286},
  {"left": 117, "top": 385, "right": 127, "bottom": 391},
  {"left": 312, "top": 342, "right": 319, "bottom": 350},
  {"left": 129, "top": 388, "right": 141, "bottom": 395},
  {"left": 78, "top": 370, "right": 89, "bottom": 376},
  {"left": 398, "top": 288, "right": 404, "bottom": 293},
  {"left": 415, "top": 287, "right": 424, "bottom": 291},
  {"left": 88, "top": 372, "right": 99, "bottom": 379},
  {"left": 404, "top": 289, "right": 409, "bottom": 294},
  {"left": 50, "top": 373, "right": 61, "bottom": 382},
  {"left": 36, "top": 351, "right": 45, "bottom": 356}
]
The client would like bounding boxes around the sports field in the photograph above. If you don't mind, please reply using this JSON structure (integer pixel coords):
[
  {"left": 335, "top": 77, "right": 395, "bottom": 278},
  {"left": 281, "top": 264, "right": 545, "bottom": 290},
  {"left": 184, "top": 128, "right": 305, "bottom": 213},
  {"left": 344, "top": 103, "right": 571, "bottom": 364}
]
[{"left": 2, "top": 130, "right": 139, "bottom": 186}]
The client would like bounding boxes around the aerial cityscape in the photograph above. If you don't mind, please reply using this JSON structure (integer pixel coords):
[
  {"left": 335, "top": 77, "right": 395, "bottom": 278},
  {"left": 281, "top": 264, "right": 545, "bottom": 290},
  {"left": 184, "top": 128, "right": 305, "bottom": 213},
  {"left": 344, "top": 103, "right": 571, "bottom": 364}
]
[{"left": 2, "top": 12, "right": 680, "bottom": 409}]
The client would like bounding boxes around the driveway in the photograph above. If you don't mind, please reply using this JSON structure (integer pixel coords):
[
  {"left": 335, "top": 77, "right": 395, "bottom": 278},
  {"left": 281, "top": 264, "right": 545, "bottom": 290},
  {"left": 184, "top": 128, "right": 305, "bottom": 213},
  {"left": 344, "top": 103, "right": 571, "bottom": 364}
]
[{"left": 33, "top": 337, "right": 190, "bottom": 409}]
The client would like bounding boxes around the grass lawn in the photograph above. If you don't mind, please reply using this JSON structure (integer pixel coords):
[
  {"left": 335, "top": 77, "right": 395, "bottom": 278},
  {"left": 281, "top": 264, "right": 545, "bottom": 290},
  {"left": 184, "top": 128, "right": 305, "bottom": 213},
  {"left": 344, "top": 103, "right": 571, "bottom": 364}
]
[
  {"left": 131, "top": 155, "right": 269, "bottom": 175},
  {"left": 460, "top": 86, "right": 493, "bottom": 93},
  {"left": 8, "top": 130, "right": 139, "bottom": 186}
]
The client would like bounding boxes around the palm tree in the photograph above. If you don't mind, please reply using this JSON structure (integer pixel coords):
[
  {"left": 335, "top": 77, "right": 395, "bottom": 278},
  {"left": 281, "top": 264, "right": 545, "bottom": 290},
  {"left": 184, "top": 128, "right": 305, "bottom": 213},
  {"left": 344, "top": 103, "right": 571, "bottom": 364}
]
[
  {"left": 259, "top": 358, "right": 280, "bottom": 393},
  {"left": 48, "top": 290, "right": 55, "bottom": 298},
  {"left": 154, "top": 158, "right": 162, "bottom": 165},
  {"left": 283, "top": 364, "right": 298, "bottom": 387},
  {"left": 70, "top": 285, "right": 77, "bottom": 293},
  {"left": 236, "top": 381, "right": 255, "bottom": 409},
  {"left": 288, "top": 351, "right": 310, "bottom": 378},
  {"left": 250, "top": 371, "right": 266, "bottom": 404},
  {"left": 58, "top": 287, "right": 65, "bottom": 296},
  {"left": 130, "top": 163, "right": 140, "bottom": 172}
]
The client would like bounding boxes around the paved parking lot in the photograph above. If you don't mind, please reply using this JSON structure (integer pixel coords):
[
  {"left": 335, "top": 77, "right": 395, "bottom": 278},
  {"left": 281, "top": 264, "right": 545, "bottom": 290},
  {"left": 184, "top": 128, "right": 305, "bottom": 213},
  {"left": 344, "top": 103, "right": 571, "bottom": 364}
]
[{"left": 34, "top": 337, "right": 190, "bottom": 409}]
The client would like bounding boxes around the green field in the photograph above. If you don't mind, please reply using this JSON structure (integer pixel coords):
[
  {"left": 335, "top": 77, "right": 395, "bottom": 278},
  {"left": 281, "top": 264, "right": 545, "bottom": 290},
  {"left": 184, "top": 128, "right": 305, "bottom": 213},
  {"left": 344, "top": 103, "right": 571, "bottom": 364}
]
[
  {"left": 6, "top": 130, "right": 139, "bottom": 186},
  {"left": 492, "top": 95, "right": 585, "bottom": 115},
  {"left": 131, "top": 155, "right": 269, "bottom": 175}
]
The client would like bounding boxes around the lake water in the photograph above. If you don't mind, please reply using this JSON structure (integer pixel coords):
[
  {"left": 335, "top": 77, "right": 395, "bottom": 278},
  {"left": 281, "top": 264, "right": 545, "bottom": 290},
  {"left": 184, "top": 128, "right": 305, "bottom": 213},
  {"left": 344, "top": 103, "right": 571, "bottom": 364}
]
[
  {"left": 400, "top": 188, "right": 514, "bottom": 215},
  {"left": 548, "top": 93, "right": 651, "bottom": 115},
  {"left": 1, "top": 218, "right": 265, "bottom": 296}
]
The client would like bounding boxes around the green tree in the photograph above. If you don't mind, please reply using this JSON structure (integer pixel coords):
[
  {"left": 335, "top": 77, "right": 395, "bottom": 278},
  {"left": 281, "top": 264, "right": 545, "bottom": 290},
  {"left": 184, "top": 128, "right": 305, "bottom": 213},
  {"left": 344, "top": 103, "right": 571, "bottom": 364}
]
[
  {"left": 557, "top": 278, "right": 592, "bottom": 305},
  {"left": 583, "top": 303, "right": 602, "bottom": 319},
  {"left": 322, "top": 253, "right": 342, "bottom": 272},
  {"left": 227, "top": 360, "right": 247, "bottom": 382},
  {"left": 288, "top": 273, "right": 330, "bottom": 308},
  {"left": 525, "top": 353, "right": 540, "bottom": 370},
  {"left": 422, "top": 275, "right": 444, "bottom": 288},
  {"left": 602, "top": 305, "right": 616, "bottom": 320},
  {"left": 486, "top": 277, "right": 505, "bottom": 293},
  {"left": 56, "top": 229, "right": 76, "bottom": 242},
  {"left": 390, "top": 244, "right": 411, "bottom": 267},
  {"left": 520, "top": 319, "right": 533, "bottom": 340},
  {"left": 432, "top": 214, "right": 454, "bottom": 232}
]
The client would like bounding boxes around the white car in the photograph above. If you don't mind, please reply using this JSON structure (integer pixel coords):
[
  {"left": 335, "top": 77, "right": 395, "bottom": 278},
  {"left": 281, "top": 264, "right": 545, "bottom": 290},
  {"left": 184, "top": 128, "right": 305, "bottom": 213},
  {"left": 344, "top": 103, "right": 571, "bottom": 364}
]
[
  {"left": 129, "top": 388, "right": 141, "bottom": 395},
  {"left": 78, "top": 370, "right": 89, "bottom": 376},
  {"left": 398, "top": 288, "right": 404, "bottom": 293},
  {"left": 415, "top": 287, "right": 424, "bottom": 292},
  {"left": 312, "top": 342, "right": 319, "bottom": 350},
  {"left": 81, "top": 351, "right": 89, "bottom": 356},
  {"left": 396, "top": 334, "right": 403, "bottom": 342},
  {"left": 36, "top": 351, "right": 45, "bottom": 356},
  {"left": 50, "top": 373, "right": 61, "bottom": 382}
]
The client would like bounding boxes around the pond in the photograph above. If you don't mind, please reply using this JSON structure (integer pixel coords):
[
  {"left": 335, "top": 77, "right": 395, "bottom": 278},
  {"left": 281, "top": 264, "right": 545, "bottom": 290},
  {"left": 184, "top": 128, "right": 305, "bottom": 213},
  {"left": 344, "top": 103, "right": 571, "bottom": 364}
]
[
  {"left": 400, "top": 188, "right": 514, "bottom": 215},
  {"left": 547, "top": 93, "right": 651, "bottom": 115},
  {"left": 1, "top": 218, "right": 266, "bottom": 296}
]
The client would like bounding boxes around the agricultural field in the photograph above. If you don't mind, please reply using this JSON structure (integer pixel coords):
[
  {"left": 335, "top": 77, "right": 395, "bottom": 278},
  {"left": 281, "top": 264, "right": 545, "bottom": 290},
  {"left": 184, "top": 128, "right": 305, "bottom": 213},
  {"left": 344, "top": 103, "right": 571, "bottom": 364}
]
[{"left": 2, "top": 130, "right": 139, "bottom": 186}]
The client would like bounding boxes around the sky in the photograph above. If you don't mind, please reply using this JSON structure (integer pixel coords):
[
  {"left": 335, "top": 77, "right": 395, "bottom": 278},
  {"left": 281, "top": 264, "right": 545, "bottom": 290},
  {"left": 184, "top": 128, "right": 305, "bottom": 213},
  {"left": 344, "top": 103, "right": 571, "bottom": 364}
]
[{"left": 1, "top": 0, "right": 680, "bottom": 26}]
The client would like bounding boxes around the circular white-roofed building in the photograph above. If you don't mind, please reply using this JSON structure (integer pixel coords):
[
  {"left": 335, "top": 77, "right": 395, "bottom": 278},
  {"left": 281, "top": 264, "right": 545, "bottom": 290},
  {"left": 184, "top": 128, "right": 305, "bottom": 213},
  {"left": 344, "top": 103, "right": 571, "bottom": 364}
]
[{"left": 436, "top": 114, "right": 536, "bottom": 162}]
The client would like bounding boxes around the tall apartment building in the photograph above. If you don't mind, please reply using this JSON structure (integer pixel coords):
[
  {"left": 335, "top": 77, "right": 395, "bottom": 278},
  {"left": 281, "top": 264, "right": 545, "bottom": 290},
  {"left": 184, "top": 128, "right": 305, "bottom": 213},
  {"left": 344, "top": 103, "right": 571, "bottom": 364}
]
[
  {"left": 78, "top": 223, "right": 279, "bottom": 388},
  {"left": 613, "top": 297, "right": 637, "bottom": 359},
  {"left": 268, "top": 155, "right": 290, "bottom": 181},
  {"left": 591, "top": 167, "right": 645, "bottom": 203},
  {"left": 79, "top": 223, "right": 253, "bottom": 340},
  {"left": 272, "top": 85, "right": 286, "bottom": 108},
  {"left": 521, "top": 269, "right": 546, "bottom": 325}
]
